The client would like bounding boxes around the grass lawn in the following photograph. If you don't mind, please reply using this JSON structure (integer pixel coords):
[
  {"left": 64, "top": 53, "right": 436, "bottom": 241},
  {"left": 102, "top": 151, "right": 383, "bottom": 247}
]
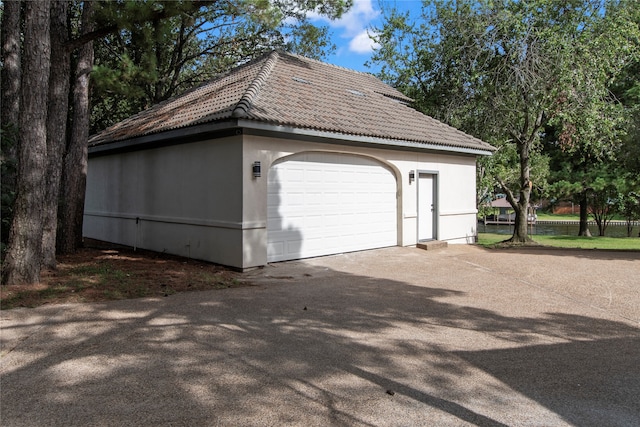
[
  {"left": 535, "top": 212, "right": 628, "bottom": 222},
  {"left": 478, "top": 232, "right": 640, "bottom": 250},
  {"left": 535, "top": 212, "right": 581, "bottom": 221}
]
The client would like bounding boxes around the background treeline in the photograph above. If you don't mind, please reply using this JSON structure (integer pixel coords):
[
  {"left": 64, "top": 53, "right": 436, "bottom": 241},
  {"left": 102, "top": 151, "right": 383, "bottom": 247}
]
[{"left": 370, "top": 0, "right": 640, "bottom": 240}]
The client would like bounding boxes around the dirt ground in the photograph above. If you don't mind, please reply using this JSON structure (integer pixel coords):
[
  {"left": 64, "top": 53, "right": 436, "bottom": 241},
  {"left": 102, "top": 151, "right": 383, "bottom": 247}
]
[{"left": 0, "top": 240, "right": 246, "bottom": 309}]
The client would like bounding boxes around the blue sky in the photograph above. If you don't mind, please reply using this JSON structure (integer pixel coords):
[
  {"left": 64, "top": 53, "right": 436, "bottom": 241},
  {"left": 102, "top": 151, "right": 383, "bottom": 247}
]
[{"left": 306, "top": 0, "right": 423, "bottom": 73}]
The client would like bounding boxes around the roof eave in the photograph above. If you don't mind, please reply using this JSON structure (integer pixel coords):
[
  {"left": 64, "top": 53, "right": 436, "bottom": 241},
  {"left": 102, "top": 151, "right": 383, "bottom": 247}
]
[
  {"left": 87, "top": 120, "right": 240, "bottom": 156},
  {"left": 87, "top": 119, "right": 495, "bottom": 158},
  {"left": 238, "top": 120, "right": 495, "bottom": 156}
]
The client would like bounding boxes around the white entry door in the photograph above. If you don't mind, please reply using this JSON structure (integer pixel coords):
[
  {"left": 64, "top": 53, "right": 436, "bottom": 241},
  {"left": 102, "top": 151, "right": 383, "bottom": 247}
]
[
  {"left": 267, "top": 152, "right": 397, "bottom": 262},
  {"left": 418, "top": 173, "right": 436, "bottom": 241}
]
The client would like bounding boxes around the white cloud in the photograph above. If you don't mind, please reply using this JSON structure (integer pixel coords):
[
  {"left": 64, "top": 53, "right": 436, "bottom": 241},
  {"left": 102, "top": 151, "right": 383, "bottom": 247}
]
[
  {"left": 308, "top": 0, "right": 381, "bottom": 54},
  {"left": 349, "top": 30, "right": 380, "bottom": 54},
  {"left": 333, "top": 0, "right": 380, "bottom": 36}
]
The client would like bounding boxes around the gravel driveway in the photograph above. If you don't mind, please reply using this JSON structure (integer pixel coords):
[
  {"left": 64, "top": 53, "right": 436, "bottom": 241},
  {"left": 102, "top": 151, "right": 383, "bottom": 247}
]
[{"left": 1, "top": 245, "right": 639, "bottom": 426}]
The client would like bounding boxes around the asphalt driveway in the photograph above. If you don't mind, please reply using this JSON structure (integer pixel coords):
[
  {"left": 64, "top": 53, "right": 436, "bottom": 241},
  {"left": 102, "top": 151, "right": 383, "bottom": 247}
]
[{"left": 1, "top": 245, "right": 639, "bottom": 426}]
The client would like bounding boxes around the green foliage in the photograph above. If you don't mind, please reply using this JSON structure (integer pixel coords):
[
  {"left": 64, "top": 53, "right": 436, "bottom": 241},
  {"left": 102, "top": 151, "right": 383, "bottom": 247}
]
[
  {"left": 476, "top": 146, "right": 549, "bottom": 216},
  {"left": 614, "top": 175, "right": 640, "bottom": 236},
  {"left": 286, "top": 22, "right": 337, "bottom": 60},
  {"left": 588, "top": 172, "right": 622, "bottom": 236},
  {"left": 372, "top": 0, "right": 579, "bottom": 241},
  {"left": 551, "top": 164, "right": 640, "bottom": 237},
  {"left": 619, "top": 193, "right": 640, "bottom": 236},
  {"left": 372, "top": 0, "right": 639, "bottom": 241},
  {"left": 547, "top": 1, "right": 638, "bottom": 161},
  {"left": 90, "top": 0, "right": 350, "bottom": 133},
  {"left": 542, "top": 2, "right": 639, "bottom": 236}
]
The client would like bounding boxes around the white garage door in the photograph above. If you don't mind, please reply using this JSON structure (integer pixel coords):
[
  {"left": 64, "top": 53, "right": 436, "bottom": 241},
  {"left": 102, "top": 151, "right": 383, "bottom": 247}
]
[{"left": 267, "top": 152, "right": 397, "bottom": 262}]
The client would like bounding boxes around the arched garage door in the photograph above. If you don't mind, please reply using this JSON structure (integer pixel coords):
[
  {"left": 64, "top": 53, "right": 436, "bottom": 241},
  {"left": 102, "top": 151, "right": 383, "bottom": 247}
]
[{"left": 267, "top": 152, "right": 398, "bottom": 262}]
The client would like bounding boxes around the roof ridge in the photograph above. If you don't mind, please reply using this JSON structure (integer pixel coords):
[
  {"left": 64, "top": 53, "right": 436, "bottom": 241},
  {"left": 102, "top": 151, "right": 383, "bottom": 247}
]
[
  {"left": 374, "top": 90, "right": 413, "bottom": 103},
  {"left": 232, "top": 51, "right": 279, "bottom": 118},
  {"left": 278, "top": 50, "right": 375, "bottom": 77}
]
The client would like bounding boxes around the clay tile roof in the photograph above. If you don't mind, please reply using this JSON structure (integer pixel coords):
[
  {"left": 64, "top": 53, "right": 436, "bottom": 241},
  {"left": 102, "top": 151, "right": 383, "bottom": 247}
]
[{"left": 89, "top": 51, "right": 495, "bottom": 153}]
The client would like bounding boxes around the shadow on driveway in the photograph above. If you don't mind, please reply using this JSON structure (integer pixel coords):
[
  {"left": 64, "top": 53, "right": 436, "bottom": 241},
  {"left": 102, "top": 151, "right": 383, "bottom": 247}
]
[{"left": 2, "top": 247, "right": 639, "bottom": 426}]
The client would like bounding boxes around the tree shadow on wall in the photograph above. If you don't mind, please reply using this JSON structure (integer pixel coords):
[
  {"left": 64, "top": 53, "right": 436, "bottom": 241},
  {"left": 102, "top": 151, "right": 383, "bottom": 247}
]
[{"left": 263, "top": 159, "right": 304, "bottom": 263}]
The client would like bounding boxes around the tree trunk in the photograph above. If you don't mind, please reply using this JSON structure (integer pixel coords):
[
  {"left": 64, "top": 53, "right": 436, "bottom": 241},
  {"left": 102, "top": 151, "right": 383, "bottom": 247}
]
[
  {"left": 58, "top": 1, "right": 93, "bottom": 254},
  {"left": 2, "top": 0, "right": 51, "bottom": 285},
  {"left": 578, "top": 192, "right": 592, "bottom": 236},
  {"left": 498, "top": 181, "right": 531, "bottom": 244},
  {"left": 41, "top": 0, "right": 70, "bottom": 269},
  {"left": 505, "top": 140, "right": 533, "bottom": 243},
  {"left": 512, "top": 199, "right": 530, "bottom": 241},
  {"left": 1, "top": 0, "right": 22, "bottom": 249},
  {"left": 593, "top": 217, "right": 603, "bottom": 236},
  {"left": 1, "top": 0, "right": 21, "bottom": 128}
]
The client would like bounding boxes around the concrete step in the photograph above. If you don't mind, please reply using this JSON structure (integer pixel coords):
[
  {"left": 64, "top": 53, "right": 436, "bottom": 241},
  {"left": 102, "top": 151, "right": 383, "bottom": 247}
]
[{"left": 417, "top": 240, "right": 448, "bottom": 251}]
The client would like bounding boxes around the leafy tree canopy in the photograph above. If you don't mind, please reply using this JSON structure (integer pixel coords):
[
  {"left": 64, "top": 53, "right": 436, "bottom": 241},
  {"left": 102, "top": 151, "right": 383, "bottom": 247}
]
[
  {"left": 90, "top": 0, "right": 351, "bottom": 133},
  {"left": 370, "top": 0, "right": 639, "bottom": 240}
]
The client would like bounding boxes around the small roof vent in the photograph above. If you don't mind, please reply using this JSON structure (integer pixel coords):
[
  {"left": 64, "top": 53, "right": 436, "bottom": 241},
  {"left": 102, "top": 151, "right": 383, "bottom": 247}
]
[
  {"left": 292, "top": 76, "right": 311, "bottom": 84},
  {"left": 347, "top": 89, "right": 366, "bottom": 97}
]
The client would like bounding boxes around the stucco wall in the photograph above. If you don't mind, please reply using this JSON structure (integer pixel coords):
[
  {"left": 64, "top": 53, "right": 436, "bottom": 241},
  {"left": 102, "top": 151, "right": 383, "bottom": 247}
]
[
  {"left": 85, "top": 132, "right": 479, "bottom": 269},
  {"left": 415, "top": 153, "right": 478, "bottom": 244},
  {"left": 84, "top": 136, "right": 245, "bottom": 267},
  {"left": 241, "top": 134, "right": 479, "bottom": 260}
]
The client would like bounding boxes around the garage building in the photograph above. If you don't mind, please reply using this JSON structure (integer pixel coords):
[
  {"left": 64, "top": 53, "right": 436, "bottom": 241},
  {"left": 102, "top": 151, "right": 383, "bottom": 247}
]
[{"left": 84, "top": 51, "right": 495, "bottom": 270}]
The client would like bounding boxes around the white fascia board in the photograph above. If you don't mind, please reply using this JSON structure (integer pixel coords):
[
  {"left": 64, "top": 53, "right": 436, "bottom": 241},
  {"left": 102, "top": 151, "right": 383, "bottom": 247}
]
[{"left": 238, "top": 120, "right": 495, "bottom": 156}]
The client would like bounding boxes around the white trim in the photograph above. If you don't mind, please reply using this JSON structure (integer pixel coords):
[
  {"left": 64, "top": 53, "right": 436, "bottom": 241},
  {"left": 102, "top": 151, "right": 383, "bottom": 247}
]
[
  {"left": 239, "top": 120, "right": 495, "bottom": 156},
  {"left": 418, "top": 172, "right": 437, "bottom": 241},
  {"left": 84, "top": 211, "right": 266, "bottom": 230},
  {"left": 440, "top": 209, "right": 478, "bottom": 216}
]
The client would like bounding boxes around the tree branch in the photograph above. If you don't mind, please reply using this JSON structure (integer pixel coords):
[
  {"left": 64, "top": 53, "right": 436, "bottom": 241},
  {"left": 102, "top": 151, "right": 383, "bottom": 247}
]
[
  {"left": 67, "top": 1, "right": 215, "bottom": 51},
  {"left": 497, "top": 177, "right": 519, "bottom": 210}
]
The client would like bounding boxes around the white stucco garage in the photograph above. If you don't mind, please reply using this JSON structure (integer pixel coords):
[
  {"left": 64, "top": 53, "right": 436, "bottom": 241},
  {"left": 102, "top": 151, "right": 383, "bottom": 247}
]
[{"left": 84, "top": 51, "right": 495, "bottom": 270}]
